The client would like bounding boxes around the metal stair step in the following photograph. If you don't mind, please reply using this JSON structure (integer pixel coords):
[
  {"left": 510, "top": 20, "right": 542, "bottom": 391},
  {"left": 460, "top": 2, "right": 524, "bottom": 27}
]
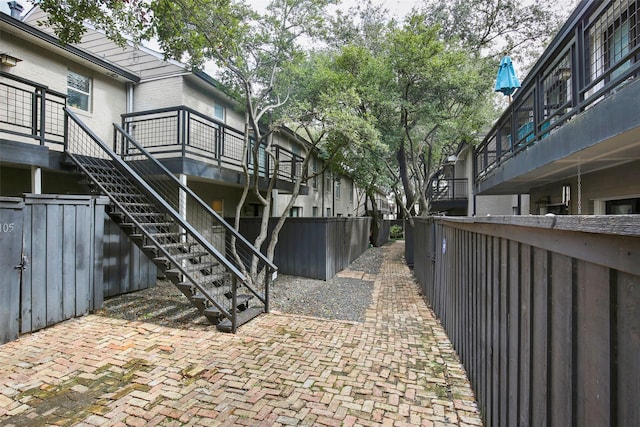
[
  {"left": 203, "top": 294, "right": 254, "bottom": 320},
  {"left": 110, "top": 192, "right": 147, "bottom": 200},
  {"left": 216, "top": 307, "right": 264, "bottom": 332},
  {"left": 166, "top": 261, "right": 218, "bottom": 275},
  {"left": 118, "top": 201, "right": 156, "bottom": 209},
  {"left": 121, "top": 221, "right": 174, "bottom": 229},
  {"left": 154, "top": 251, "right": 209, "bottom": 263},
  {"left": 144, "top": 241, "right": 197, "bottom": 251},
  {"left": 136, "top": 232, "right": 186, "bottom": 240}
]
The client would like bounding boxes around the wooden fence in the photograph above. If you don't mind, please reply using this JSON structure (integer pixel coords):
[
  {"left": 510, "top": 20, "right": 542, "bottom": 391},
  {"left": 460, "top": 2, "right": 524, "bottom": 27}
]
[
  {"left": 236, "top": 217, "right": 372, "bottom": 280},
  {"left": 0, "top": 194, "right": 156, "bottom": 344},
  {"left": 413, "top": 216, "right": 640, "bottom": 427}
]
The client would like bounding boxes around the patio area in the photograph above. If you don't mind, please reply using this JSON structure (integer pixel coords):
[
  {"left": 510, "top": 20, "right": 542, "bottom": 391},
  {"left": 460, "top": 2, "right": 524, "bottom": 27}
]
[{"left": 0, "top": 241, "right": 482, "bottom": 426}]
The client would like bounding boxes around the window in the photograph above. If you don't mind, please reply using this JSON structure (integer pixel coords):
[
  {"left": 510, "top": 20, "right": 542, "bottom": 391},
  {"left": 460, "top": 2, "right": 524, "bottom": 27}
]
[
  {"left": 335, "top": 177, "right": 341, "bottom": 199},
  {"left": 211, "top": 199, "right": 224, "bottom": 216},
  {"left": 214, "top": 103, "right": 225, "bottom": 121},
  {"left": 325, "top": 173, "right": 332, "bottom": 193},
  {"left": 289, "top": 206, "right": 302, "bottom": 217},
  {"left": 67, "top": 71, "right": 91, "bottom": 112},
  {"left": 606, "top": 197, "right": 640, "bottom": 214},
  {"left": 326, "top": 208, "right": 331, "bottom": 217},
  {"left": 349, "top": 182, "right": 354, "bottom": 202},
  {"left": 312, "top": 206, "right": 318, "bottom": 217}
]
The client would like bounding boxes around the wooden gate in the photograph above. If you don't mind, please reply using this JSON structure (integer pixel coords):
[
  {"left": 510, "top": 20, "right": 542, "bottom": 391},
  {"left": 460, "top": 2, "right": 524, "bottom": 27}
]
[{"left": 0, "top": 197, "right": 25, "bottom": 344}]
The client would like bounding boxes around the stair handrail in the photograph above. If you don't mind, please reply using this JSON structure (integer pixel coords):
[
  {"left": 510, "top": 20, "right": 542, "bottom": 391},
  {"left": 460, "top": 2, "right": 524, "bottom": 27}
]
[
  {"left": 64, "top": 107, "right": 249, "bottom": 283},
  {"left": 112, "top": 122, "right": 278, "bottom": 275}
]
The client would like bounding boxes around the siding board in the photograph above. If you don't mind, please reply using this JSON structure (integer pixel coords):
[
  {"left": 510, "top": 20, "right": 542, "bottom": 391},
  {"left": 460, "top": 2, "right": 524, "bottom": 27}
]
[
  {"left": 576, "top": 261, "right": 610, "bottom": 426},
  {"left": 617, "top": 271, "right": 640, "bottom": 425},
  {"left": 549, "top": 253, "right": 573, "bottom": 427},
  {"left": 531, "top": 247, "right": 549, "bottom": 427}
]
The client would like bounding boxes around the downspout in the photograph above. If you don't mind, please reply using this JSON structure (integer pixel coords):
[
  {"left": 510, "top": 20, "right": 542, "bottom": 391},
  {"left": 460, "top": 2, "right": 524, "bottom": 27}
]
[{"left": 126, "top": 82, "right": 134, "bottom": 114}]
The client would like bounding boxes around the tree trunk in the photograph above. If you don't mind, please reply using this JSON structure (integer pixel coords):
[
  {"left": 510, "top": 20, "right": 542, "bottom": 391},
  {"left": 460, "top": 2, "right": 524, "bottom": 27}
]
[
  {"left": 397, "top": 142, "right": 415, "bottom": 216},
  {"left": 368, "top": 192, "right": 381, "bottom": 247}
]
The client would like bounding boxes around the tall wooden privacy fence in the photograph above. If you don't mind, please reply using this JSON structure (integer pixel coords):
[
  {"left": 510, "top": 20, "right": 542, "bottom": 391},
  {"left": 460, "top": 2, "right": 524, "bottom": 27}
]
[
  {"left": 413, "top": 216, "right": 639, "bottom": 427},
  {"left": 236, "top": 217, "right": 372, "bottom": 280},
  {"left": 0, "top": 195, "right": 156, "bottom": 344}
]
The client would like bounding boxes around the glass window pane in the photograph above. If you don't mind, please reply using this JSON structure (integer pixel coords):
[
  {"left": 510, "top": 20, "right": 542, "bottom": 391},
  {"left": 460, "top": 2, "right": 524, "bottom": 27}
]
[
  {"left": 68, "top": 71, "right": 90, "bottom": 92},
  {"left": 68, "top": 89, "right": 89, "bottom": 111},
  {"left": 67, "top": 71, "right": 91, "bottom": 112}
]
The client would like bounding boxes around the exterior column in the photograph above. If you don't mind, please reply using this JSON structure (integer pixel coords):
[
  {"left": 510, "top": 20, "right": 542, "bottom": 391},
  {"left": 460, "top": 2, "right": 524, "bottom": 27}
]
[{"left": 31, "top": 166, "right": 42, "bottom": 194}]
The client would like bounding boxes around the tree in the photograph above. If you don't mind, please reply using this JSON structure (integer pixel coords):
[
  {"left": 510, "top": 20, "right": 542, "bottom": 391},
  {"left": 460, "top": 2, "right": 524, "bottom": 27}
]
[
  {"left": 326, "top": 4, "right": 495, "bottom": 220},
  {"left": 287, "top": 46, "right": 392, "bottom": 244},
  {"left": 419, "top": 0, "right": 578, "bottom": 71},
  {"left": 388, "top": 14, "right": 495, "bottom": 216}
]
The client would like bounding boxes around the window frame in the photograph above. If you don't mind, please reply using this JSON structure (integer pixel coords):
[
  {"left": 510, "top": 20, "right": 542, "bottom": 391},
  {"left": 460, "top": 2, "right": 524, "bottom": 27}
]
[
  {"left": 67, "top": 70, "right": 92, "bottom": 112},
  {"left": 214, "top": 103, "right": 225, "bottom": 121}
]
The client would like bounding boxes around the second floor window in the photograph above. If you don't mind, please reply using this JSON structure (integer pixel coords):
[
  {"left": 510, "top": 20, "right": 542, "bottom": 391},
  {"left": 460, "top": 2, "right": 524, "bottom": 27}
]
[
  {"left": 67, "top": 70, "right": 91, "bottom": 112},
  {"left": 335, "top": 177, "right": 341, "bottom": 199},
  {"left": 214, "top": 104, "right": 225, "bottom": 121}
]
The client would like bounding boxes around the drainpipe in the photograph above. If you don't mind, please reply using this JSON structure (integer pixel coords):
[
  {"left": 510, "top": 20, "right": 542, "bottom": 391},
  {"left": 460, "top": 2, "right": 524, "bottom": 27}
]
[
  {"left": 126, "top": 82, "right": 134, "bottom": 114},
  {"left": 8, "top": 1, "right": 23, "bottom": 19}
]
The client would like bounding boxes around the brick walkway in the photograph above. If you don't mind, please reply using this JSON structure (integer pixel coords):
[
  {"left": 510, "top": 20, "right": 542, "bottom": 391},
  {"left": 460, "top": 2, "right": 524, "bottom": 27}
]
[{"left": 0, "top": 241, "right": 482, "bottom": 426}]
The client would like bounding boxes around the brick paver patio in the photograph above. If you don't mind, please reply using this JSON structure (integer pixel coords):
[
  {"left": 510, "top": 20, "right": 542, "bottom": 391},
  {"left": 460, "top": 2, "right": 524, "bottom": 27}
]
[{"left": 0, "top": 241, "right": 482, "bottom": 426}]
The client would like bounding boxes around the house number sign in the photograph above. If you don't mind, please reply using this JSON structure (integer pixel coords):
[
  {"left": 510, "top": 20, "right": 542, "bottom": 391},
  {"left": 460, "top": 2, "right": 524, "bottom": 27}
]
[{"left": 1, "top": 223, "right": 15, "bottom": 233}]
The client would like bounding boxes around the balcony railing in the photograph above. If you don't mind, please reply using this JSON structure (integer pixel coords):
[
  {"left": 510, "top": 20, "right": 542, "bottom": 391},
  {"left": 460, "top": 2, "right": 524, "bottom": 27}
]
[
  {"left": 0, "top": 71, "right": 66, "bottom": 146},
  {"left": 428, "top": 178, "right": 469, "bottom": 201},
  {"left": 475, "top": 0, "right": 640, "bottom": 181},
  {"left": 121, "top": 106, "right": 305, "bottom": 185}
]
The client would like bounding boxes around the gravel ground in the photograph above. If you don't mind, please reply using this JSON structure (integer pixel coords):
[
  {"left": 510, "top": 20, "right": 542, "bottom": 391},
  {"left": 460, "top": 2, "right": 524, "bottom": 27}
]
[{"left": 98, "top": 245, "right": 386, "bottom": 327}]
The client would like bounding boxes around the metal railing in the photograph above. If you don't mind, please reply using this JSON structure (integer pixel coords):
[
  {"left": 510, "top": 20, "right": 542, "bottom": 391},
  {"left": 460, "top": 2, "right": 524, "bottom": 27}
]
[
  {"left": 113, "top": 121, "right": 278, "bottom": 293},
  {"left": 475, "top": 0, "right": 640, "bottom": 181},
  {"left": 122, "top": 106, "right": 305, "bottom": 184},
  {"left": 428, "top": 178, "right": 469, "bottom": 201},
  {"left": 0, "top": 71, "right": 66, "bottom": 146}
]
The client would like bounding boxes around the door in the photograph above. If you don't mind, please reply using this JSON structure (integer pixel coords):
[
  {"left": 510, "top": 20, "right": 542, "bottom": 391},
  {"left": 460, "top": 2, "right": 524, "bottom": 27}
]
[{"left": 0, "top": 197, "right": 25, "bottom": 344}]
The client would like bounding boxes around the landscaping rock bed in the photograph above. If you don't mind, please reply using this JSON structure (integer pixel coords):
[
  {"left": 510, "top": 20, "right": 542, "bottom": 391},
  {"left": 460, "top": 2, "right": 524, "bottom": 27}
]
[{"left": 98, "top": 245, "right": 386, "bottom": 327}]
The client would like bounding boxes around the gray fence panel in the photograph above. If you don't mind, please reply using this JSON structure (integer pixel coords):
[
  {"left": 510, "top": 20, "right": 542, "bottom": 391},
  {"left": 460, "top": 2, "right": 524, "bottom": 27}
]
[
  {"left": 237, "top": 217, "right": 370, "bottom": 280},
  {"left": 413, "top": 216, "right": 640, "bottom": 427},
  {"left": 0, "top": 198, "right": 24, "bottom": 344},
  {"left": 102, "top": 215, "right": 157, "bottom": 298}
]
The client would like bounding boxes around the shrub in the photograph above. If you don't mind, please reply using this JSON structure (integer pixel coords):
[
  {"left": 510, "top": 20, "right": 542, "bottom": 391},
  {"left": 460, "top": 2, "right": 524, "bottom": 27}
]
[{"left": 390, "top": 224, "right": 404, "bottom": 239}]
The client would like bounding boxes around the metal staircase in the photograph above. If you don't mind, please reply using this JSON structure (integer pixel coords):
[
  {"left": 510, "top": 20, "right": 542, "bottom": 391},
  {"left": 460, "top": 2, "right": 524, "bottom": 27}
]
[{"left": 64, "top": 108, "right": 277, "bottom": 333}]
